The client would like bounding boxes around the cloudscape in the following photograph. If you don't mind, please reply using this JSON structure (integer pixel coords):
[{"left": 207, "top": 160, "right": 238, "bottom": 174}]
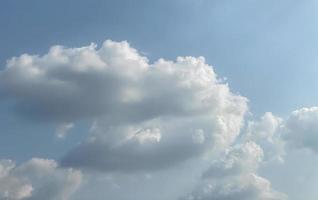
[{"left": 1, "top": 1, "right": 318, "bottom": 200}]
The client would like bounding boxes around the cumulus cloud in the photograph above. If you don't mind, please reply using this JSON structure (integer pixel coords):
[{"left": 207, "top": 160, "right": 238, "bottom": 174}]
[
  {"left": 245, "top": 112, "right": 285, "bottom": 162},
  {"left": 1, "top": 41, "right": 147, "bottom": 122},
  {"left": 247, "top": 107, "right": 318, "bottom": 156},
  {"left": 56, "top": 43, "right": 247, "bottom": 172},
  {"left": 0, "top": 40, "right": 246, "bottom": 125},
  {"left": 243, "top": 107, "right": 318, "bottom": 159},
  {"left": 0, "top": 39, "right": 248, "bottom": 172},
  {"left": 3, "top": 39, "right": 315, "bottom": 199},
  {"left": 202, "top": 141, "right": 264, "bottom": 178},
  {"left": 284, "top": 107, "right": 318, "bottom": 153},
  {"left": 0, "top": 158, "right": 82, "bottom": 200},
  {"left": 60, "top": 102, "right": 247, "bottom": 172},
  {"left": 181, "top": 142, "right": 287, "bottom": 200}
]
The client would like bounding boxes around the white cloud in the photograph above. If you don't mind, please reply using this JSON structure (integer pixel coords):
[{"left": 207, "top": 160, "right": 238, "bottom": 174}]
[
  {"left": 246, "top": 113, "right": 282, "bottom": 141},
  {"left": 182, "top": 142, "right": 287, "bottom": 200},
  {"left": 0, "top": 40, "right": 247, "bottom": 126},
  {"left": 57, "top": 50, "right": 248, "bottom": 171},
  {"left": 0, "top": 39, "right": 296, "bottom": 199},
  {"left": 0, "top": 40, "right": 247, "bottom": 125},
  {"left": 245, "top": 112, "right": 285, "bottom": 163},
  {"left": 243, "top": 108, "right": 318, "bottom": 160},
  {"left": 0, "top": 158, "right": 82, "bottom": 200},
  {"left": 284, "top": 107, "right": 318, "bottom": 153},
  {"left": 0, "top": 39, "right": 248, "bottom": 172},
  {"left": 203, "top": 141, "right": 264, "bottom": 178}
]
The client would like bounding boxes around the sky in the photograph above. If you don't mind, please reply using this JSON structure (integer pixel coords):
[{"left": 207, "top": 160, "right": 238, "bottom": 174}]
[{"left": 1, "top": 0, "right": 318, "bottom": 200}]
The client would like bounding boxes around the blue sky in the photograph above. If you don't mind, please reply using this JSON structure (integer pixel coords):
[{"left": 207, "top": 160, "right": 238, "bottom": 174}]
[
  {"left": 2, "top": 0, "right": 318, "bottom": 116},
  {"left": 1, "top": 1, "right": 318, "bottom": 200}
]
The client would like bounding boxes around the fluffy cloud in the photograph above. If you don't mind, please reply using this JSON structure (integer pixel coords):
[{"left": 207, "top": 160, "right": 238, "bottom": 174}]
[
  {"left": 0, "top": 158, "right": 82, "bottom": 200},
  {"left": 284, "top": 107, "right": 318, "bottom": 153},
  {"left": 0, "top": 40, "right": 247, "bottom": 125},
  {"left": 0, "top": 40, "right": 248, "bottom": 172},
  {"left": 0, "top": 41, "right": 148, "bottom": 122},
  {"left": 3, "top": 39, "right": 314, "bottom": 199},
  {"left": 60, "top": 87, "right": 246, "bottom": 171},
  {"left": 245, "top": 112, "right": 285, "bottom": 162},
  {"left": 244, "top": 107, "right": 318, "bottom": 158},
  {"left": 184, "top": 107, "right": 318, "bottom": 200},
  {"left": 181, "top": 142, "right": 287, "bottom": 200}
]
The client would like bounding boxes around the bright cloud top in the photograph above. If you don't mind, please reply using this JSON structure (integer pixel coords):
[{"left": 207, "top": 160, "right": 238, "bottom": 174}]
[
  {"left": 0, "top": 40, "right": 247, "bottom": 124},
  {"left": 0, "top": 40, "right": 248, "bottom": 173}
]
